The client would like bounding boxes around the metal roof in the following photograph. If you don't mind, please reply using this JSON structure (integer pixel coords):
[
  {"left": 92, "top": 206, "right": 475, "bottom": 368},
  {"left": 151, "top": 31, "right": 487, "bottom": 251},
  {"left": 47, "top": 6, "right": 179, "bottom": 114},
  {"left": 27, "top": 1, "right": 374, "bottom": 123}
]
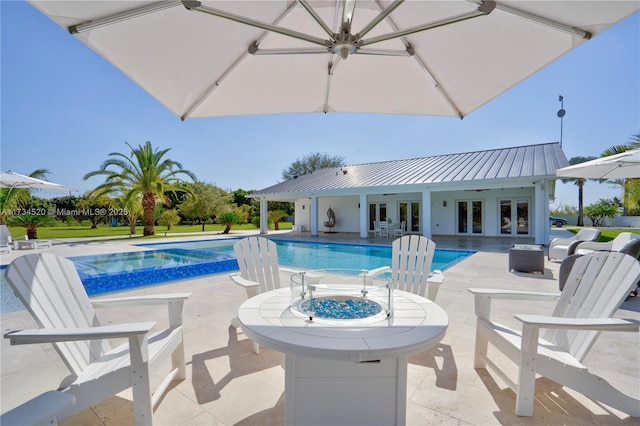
[{"left": 253, "top": 142, "right": 568, "bottom": 197}]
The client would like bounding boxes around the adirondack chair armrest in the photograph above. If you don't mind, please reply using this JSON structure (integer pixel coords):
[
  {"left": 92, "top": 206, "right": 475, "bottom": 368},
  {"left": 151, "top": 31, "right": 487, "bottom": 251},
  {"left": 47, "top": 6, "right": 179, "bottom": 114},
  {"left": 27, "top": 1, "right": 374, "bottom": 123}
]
[
  {"left": 280, "top": 266, "right": 300, "bottom": 274},
  {"left": 515, "top": 315, "right": 640, "bottom": 332},
  {"left": 366, "top": 266, "right": 391, "bottom": 276},
  {"left": 427, "top": 270, "right": 444, "bottom": 284},
  {"left": 91, "top": 293, "right": 191, "bottom": 308},
  {"left": 229, "top": 273, "right": 259, "bottom": 290},
  {"left": 4, "top": 321, "right": 157, "bottom": 345},
  {"left": 469, "top": 288, "right": 560, "bottom": 320},
  {"left": 468, "top": 288, "right": 560, "bottom": 300}
]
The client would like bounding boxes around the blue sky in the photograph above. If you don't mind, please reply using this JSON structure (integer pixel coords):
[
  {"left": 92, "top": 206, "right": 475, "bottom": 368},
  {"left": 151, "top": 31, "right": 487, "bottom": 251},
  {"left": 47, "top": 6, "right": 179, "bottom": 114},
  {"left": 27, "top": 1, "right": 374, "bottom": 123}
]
[{"left": 1, "top": 2, "right": 638, "bottom": 210}]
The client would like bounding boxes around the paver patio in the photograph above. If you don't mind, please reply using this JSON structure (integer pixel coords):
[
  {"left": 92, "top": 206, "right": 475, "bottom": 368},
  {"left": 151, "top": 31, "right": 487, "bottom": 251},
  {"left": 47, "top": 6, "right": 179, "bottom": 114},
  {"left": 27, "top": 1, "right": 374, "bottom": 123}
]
[{"left": 1, "top": 230, "right": 638, "bottom": 425}]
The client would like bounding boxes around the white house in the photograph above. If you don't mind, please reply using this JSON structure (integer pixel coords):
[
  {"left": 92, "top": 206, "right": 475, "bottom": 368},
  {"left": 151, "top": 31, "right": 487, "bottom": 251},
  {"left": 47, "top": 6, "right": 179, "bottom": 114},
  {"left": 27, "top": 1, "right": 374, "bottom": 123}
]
[{"left": 251, "top": 143, "right": 569, "bottom": 245}]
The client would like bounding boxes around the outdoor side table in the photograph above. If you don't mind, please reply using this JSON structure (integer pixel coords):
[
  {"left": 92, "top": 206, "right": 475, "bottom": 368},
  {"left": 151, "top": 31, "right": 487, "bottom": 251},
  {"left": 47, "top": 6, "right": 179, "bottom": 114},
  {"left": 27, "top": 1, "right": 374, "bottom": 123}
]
[{"left": 509, "top": 244, "right": 544, "bottom": 273}]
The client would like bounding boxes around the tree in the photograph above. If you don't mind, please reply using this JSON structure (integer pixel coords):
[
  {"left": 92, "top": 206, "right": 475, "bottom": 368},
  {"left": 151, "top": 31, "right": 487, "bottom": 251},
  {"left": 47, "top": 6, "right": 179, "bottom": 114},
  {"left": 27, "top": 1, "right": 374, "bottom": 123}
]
[
  {"left": 217, "top": 212, "right": 240, "bottom": 234},
  {"left": 83, "top": 141, "right": 196, "bottom": 236},
  {"left": 268, "top": 209, "right": 288, "bottom": 230},
  {"left": 50, "top": 195, "right": 81, "bottom": 223},
  {"left": 179, "top": 182, "right": 232, "bottom": 231},
  {"left": 601, "top": 133, "right": 640, "bottom": 215},
  {"left": 561, "top": 156, "right": 597, "bottom": 226},
  {"left": 0, "top": 169, "right": 50, "bottom": 224},
  {"left": 583, "top": 199, "right": 618, "bottom": 226},
  {"left": 158, "top": 209, "right": 181, "bottom": 230},
  {"left": 77, "top": 195, "right": 116, "bottom": 228},
  {"left": 281, "top": 152, "right": 346, "bottom": 181},
  {"left": 115, "top": 194, "right": 143, "bottom": 234},
  {"left": 7, "top": 213, "right": 56, "bottom": 239}
]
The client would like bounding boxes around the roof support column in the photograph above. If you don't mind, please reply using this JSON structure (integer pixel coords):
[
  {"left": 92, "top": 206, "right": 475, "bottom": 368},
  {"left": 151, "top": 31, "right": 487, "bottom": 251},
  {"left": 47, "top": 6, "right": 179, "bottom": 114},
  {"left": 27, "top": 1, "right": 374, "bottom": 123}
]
[
  {"left": 534, "top": 180, "right": 550, "bottom": 245},
  {"left": 359, "top": 193, "right": 368, "bottom": 238},
  {"left": 421, "top": 189, "right": 432, "bottom": 238},
  {"left": 259, "top": 197, "right": 268, "bottom": 234},
  {"left": 310, "top": 196, "right": 319, "bottom": 236}
]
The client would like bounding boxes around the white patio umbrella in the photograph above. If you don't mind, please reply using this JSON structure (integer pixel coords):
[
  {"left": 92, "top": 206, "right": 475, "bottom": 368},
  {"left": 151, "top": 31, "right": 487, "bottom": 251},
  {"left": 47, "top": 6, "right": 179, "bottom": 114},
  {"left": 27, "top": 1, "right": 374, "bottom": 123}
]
[
  {"left": 0, "top": 171, "right": 74, "bottom": 191},
  {"left": 556, "top": 149, "right": 640, "bottom": 179},
  {"left": 28, "top": 1, "right": 639, "bottom": 120}
]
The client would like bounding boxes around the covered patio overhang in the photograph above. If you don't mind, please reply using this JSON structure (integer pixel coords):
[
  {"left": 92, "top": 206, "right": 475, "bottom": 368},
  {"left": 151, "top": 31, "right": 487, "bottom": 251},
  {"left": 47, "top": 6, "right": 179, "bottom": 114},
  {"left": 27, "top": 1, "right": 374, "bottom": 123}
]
[{"left": 251, "top": 176, "right": 554, "bottom": 244}]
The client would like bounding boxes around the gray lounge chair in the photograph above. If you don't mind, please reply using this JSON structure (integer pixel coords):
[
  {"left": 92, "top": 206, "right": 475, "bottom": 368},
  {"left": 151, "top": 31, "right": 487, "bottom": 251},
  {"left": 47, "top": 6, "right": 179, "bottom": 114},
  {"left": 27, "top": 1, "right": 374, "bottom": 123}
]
[{"left": 548, "top": 228, "right": 600, "bottom": 261}]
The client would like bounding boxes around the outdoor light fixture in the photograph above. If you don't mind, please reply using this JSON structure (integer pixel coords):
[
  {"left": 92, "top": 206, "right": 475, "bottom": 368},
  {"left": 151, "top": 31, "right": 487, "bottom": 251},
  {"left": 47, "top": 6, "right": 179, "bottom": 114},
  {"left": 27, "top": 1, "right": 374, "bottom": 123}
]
[{"left": 443, "top": 201, "right": 447, "bottom": 207}]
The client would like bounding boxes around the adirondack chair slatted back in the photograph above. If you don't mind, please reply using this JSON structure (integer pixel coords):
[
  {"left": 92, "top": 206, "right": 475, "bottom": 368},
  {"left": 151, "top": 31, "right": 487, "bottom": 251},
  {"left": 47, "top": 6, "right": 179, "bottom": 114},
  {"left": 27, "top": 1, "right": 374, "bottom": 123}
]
[
  {"left": 0, "top": 224, "right": 13, "bottom": 246},
  {"left": 544, "top": 252, "right": 640, "bottom": 362},
  {"left": 5, "top": 253, "right": 110, "bottom": 376},
  {"left": 390, "top": 235, "right": 436, "bottom": 297},
  {"left": 234, "top": 237, "right": 281, "bottom": 293}
]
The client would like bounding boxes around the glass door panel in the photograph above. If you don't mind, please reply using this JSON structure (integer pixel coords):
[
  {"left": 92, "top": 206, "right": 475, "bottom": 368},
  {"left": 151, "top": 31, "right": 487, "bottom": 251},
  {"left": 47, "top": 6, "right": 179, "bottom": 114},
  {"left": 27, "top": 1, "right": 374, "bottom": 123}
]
[
  {"left": 500, "top": 200, "right": 512, "bottom": 235},
  {"left": 457, "top": 201, "right": 468, "bottom": 233},
  {"left": 369, "top": 204, "right": 377, "bottom": 231},
  {"left": 411, "top": 202, "right": 420, "bottom": 233},
  {"left": 472, "top": 201, "right": 483, "bottom": 233},
  {"left": 458, "top": 200, "right": 483, "bottom": 234},
  {"left": 517, "top": 199, "right": 529, "bottom": 235}
]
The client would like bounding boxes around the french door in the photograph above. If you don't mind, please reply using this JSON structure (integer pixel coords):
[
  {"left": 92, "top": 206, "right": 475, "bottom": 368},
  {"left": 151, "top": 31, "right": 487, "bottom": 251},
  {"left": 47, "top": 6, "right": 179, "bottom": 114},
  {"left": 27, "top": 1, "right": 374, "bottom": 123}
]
[
  {"left": 368, "top": 202, "right": 388, "bottom": 231},
  {"left": 457, "top": 200, "right": 483, "bottom": 234},
  {"left": 500, "top": 199, "right": 530, "bottom": 235},
  {"left": 398, "top": 202, "right": 420, "bottom": 234}
]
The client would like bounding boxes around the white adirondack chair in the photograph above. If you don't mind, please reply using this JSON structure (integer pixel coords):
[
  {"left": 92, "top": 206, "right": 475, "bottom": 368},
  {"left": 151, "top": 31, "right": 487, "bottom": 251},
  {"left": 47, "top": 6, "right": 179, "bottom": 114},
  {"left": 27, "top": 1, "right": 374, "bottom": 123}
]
[
  {"left": 368, "top": 235, "right": 444, "bottom": 302},
  {"left": 0, "top": 391, "right": 75, "bottom": 426},
  {"left": 469, "top": 251, "right": 640, "bottom": 417},
  {"left": 3, "top": 253, "right": 191, "bottom": 425},
  {"left": 230, "top": 236, "right": 299, "bottom": 353}
]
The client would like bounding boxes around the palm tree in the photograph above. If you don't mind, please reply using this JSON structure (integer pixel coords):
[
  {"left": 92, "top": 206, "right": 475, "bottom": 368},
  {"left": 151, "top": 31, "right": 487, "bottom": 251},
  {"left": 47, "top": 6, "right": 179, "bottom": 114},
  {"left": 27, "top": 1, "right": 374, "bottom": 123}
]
[
  {"left": 268, "top": 210, "right": 288, "bottom": 230},
  {"left": 217, "top": 212, "right": 240, "bottom": 234},
  {"left": 601, "top": 133, "right": 640, "bottom": 215},
  {"left": 561, "top": 157, "right": 596, "bottom": 226},
  {"left": 0, "top": 169, "right": 51, "bottom": 224},
  {"left": 83, "top": 141, "right": 196, "bottom": 236},
  {"left": 7, "top": 213, "right": 56, "bottom": 239}
]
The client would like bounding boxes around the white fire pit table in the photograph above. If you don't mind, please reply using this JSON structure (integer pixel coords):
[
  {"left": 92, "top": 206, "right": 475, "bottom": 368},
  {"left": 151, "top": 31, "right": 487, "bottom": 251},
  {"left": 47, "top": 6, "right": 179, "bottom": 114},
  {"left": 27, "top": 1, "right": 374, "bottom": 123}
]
[{"left": 237, "top": 270, "right": 448, "bottom": 426}]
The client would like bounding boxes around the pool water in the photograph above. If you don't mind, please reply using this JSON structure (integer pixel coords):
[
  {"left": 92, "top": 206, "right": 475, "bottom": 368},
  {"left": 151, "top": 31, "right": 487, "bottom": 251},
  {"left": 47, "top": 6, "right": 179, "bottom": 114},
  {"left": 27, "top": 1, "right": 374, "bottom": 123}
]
[
  {"left": 145, "top": 239, "right": 473, "bottom": 272},
  {"left": 1, "top": 239, "right": 474, "bottom": 314}
]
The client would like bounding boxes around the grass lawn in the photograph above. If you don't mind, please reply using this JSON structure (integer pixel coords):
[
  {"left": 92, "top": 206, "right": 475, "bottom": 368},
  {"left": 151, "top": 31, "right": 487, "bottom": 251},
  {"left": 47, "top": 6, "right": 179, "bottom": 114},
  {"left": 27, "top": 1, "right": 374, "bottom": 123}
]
[{"left": 8, "top": 222, "right": 292, "bottom": 240}]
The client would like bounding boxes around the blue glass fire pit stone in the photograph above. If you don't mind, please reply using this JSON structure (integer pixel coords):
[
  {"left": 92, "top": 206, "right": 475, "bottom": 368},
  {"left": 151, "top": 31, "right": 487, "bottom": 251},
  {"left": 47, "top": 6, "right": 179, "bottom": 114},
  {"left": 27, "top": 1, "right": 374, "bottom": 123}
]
[{"left": 299, "top": 296, "right": 382, "bottom": 319}]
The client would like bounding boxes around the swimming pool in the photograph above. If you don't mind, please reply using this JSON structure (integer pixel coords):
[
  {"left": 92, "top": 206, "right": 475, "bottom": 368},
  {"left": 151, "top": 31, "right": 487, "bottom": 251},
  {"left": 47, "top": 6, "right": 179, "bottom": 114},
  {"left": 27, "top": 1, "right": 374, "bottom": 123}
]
[{"left": 1, "top": 239, "right": 474, "bottom": 313}]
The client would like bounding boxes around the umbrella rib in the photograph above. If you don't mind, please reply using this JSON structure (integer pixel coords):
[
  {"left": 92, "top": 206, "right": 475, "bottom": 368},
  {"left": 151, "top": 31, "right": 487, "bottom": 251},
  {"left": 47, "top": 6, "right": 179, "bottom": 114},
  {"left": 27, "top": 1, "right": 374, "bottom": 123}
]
[
  {"left": 297, "top": 0, "right": 336, "bottom": 39},
  {"left": 180, "top": 1, "right": 300, "bottom": 119},
  {"left": 466, "top": 0, "right": 592, "bottom": 39},
  {"left": 185, "top": 1, "right": 328, "bottom": 47},
  {"left": 361, "top": 3, "right": 494, "bottom": 46},
  {"left": 69, "top": 1, "right": 182, "bottom": 34},
  {"left": 366, "top": 0, "right": 465, "bottom": 118}
]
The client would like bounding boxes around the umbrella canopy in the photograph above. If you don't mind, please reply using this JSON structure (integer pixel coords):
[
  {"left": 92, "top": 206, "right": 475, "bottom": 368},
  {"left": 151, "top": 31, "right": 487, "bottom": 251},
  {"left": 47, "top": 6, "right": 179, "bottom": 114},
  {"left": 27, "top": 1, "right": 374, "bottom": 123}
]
[
  {"left": 29, "top": 1, "right": 639, "bottom": 119},
  {"left": 556, "top": 149, "right": 640, "bottom": 179},
  {"left": 0, "top": 171, "right": 74, "bottom": 191}
]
